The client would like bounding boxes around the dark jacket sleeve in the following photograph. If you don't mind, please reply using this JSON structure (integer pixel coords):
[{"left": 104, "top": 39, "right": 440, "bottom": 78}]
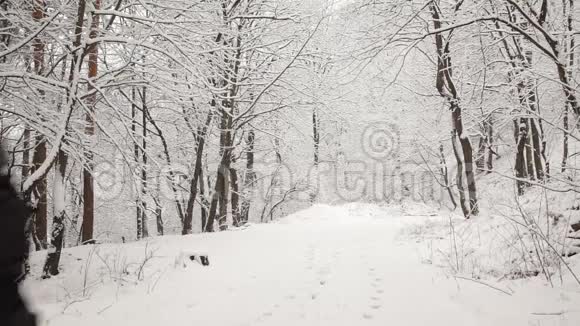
[{"left": 0, "top": 175, "right": 36, "bottom": 326}]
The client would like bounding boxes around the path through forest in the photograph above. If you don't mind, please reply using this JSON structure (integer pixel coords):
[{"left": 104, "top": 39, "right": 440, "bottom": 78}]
[{"left": 28, "top": 204, "right": 580, "bottom": 326}]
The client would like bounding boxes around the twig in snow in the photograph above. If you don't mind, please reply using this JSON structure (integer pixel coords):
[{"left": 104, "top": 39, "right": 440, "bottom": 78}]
[{"left": 453, "top": 275, "right": 513, "bottom": 296}]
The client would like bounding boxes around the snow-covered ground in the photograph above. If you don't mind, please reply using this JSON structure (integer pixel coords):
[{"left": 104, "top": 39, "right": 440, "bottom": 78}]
[{"left": 24, "top": 203, "right": 580, "bottom": 326}]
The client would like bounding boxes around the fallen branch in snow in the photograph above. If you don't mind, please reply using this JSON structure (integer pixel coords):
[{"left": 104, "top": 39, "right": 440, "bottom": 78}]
[
  {"left": 531, "top": 311, "right": 570, "bottom": 316},
  {"left": 453, "top": 275, "right": 513, "bottom": 296}
]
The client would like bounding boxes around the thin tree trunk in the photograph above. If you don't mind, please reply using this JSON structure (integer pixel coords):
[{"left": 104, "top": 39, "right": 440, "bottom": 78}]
[
  {"left": 21, "top": 129, "right": 30, "bottom": 183},
  {"left": 563, "top": 103, "right": 569, "bottom": 172},
  {"left": 313, "top": 108, "right": 320, "bottom": 165},
  {"left": 183, "top": 111, "right": 213, "bottom": 234},
  {"left": 132, "top": 86, "right": 143, "bottom": 240},
  {"left": 439, "top": 143, "right": 457, "bottom": 209},
  {"left": 199, "top": 166, "right": 208, "bottom": 232},
  {"left": 530, "top": 118, "right": 544, "bottom": 180},
  {"left": 216, "top": 154, "right": 230, "bottom": 231},
  {"left": 206, "top": 188, "right": 218, "bottom": 232},
  {"left": 476, "top": 136, "right": 486, "bottom": 173},
  {"left": 311, "top": 108, "right": 320, "bottom": 202},
  {"left": 562, "top": 0, "right": 575, "bottom": 173},
  {"left": 515, "top": 119, "right": 529, "bottom": 195},
  {"left": 154, "top": 168, "right": 163, "bottom": 236},
  {"left": 230, "top": 166, "right": 240, "bottom": 227},
  {"left": 486, "top": 118, "right": 494, "bottom": 172},
  {"left": 140, "top": 86, "right": 148, "bottom": 239},
  {"left": 240, "top": 129, "right": 255, "bottom": 224}
]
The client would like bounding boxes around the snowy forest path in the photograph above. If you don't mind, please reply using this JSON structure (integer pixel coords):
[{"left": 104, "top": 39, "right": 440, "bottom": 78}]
[{"left": 31, "top": 204, "right": 578, "bottom": 326}]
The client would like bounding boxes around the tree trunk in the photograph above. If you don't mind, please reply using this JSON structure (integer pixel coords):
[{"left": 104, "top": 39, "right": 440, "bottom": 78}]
[
  {"left": 183, "top": 111, "right": 213, "bottom": 234},
  {"left": 155, "top": 206, "right": 163, "bottom": 235},
  {"left": 525, "top": 121, "right": 536, "bottom": 181},
  {"left": 30, "top": 0, "right": 48, "bottom": 250},
  {"left": 31, "top": 136, "right": 47, "bottom": 249},
  {"left": 451, "top": 131, "right": 470, "bottom": 218},
  {"left": 313, "top": 108, "right": 320, "bottom": 166},
  {"left": 132, "top": 86, "right": 143, "bottom": 240},
  {"left": 216, "top": 156, "right": 230, "bottom": 231},
  {"left": 21, "top": 129, "right": 30, "bottom": 184},
  {"left": 42, "top": 149, "right": 67, "bottom": 278},
  {"left": 486, "top": 118, "right": 494, "bottom": 172},
  {"left": 199, "top": 167, "right": 208, "bottom": 232},
  {"left": 563, "top": 104, "right": 570, "bottom": 173},
  {"left": 240, "top": 129, "right": 255, "bottom": 224},
  {"left": 231, "top": 166, "right": 240, "bottom": 227},
  {"left": 515, "top": 119, "right": 529, "bottom": 195},
  {"left": 21, "top": 127, "right": 36, "bottom": 259},
  {"left": 212, "top": 97, "right": 234, "bottom": 231},
  {"left": 205, "top": 188, "right": 218, "bottom": 232},
  {"left": 476, "top": 136, "right": 486, "bottom": 173},
  {"left": 140, "top": 86, "right": 148, "bottom": 239},
  {"left": 154, "top": 170, "right": 163, "bottom": 236},
  {"left": 82, "top": 0, "right": 101, "bottom": 245},
  {"left": 311, "top": 108, "right": 320, "bottom": 202},
  {"left": 530, "top": 118, "right": 544, "bottom": 180},
  {"left": 431, "top": 1, "right": 478, "bottom": 217},
  {"left": 439, "top": 143, "right": 457, "bottom": 209}
]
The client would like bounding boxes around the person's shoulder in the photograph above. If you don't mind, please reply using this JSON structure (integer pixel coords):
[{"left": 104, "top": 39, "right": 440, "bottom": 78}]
[{"left": 0, "top": 176, "right": 28, "bottom": 262}]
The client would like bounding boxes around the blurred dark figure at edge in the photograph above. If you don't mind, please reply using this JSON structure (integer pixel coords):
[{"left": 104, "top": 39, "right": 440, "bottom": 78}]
[{"left": 0, "top": 144, "right": 37, "bottom": 326}]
